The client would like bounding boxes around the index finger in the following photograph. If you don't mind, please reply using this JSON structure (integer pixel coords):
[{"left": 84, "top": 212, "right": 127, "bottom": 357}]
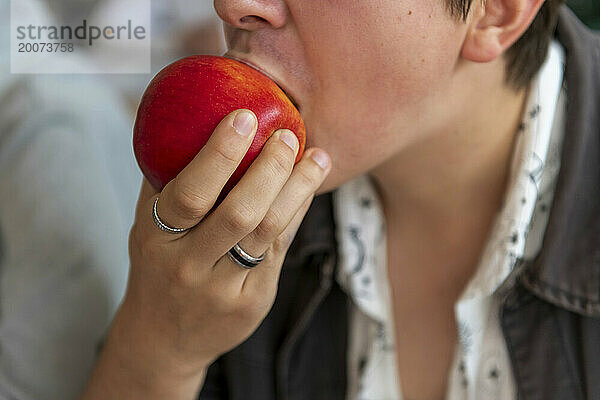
[{"left": 148, "top": 109, "right": 258, "bottom": 234}]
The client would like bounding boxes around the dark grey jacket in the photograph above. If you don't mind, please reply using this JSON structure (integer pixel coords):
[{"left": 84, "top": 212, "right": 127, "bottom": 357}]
[{"left": 198, "top": 7, "right": 600, "bottom": 400}]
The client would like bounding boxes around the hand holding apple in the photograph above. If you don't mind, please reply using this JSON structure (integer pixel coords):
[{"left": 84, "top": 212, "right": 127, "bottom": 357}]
[
  {"left": 79, "top": 56, "right": 332, "bottom": 399},
  {"left": 83, "top": 108, "right": 331, "bottom": 398}
]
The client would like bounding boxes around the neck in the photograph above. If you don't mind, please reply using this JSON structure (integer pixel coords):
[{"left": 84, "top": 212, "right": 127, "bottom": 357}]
[
  {"left": 370, "top": 68, "right": 527, "bottom": 235},
  {"left": 369, "top": 61, "right": 528, "bottom": 294}
]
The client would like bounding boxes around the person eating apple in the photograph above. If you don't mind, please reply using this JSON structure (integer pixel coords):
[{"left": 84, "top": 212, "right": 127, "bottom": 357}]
[{"left": 80, "top": 0, "right": 600, "bottom": 399}]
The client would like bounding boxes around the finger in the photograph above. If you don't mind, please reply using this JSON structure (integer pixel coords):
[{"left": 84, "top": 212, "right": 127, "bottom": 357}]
[
  {"left": 277, "top": 194, "right": 318, "bottom": 254},
  {"left": 152, "top": 109, "right": 258, "bottom": 236},
  {"left": 209, "top": 193, "right": 314, "bottom": 295},
  {"left": 210, "top": 147, "right": 330, "bottom": 291},
  {"left": 241, "top": 194, "right": 316, "bottom": 295},
  {"left": 189, "top": 128, "right": 300, "bottom": 262},
  {"left": 235, "top": 148, "right": 330, "bottom": 265}
]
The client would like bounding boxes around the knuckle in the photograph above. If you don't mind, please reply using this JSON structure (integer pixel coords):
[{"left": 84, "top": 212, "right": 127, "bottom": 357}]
[
  {"left": 253, "top": 210, "right": 282, "bottom": 242},
  {"left": 211, "top": 141, "right": 242, "bottom": 167},
  {"left": 296, "top": 166, "right": 320, "bottom": 189},
  {"left": 172, "top": 179, "right": 210, "bottom": 218},
  {"left": 166, "top": 252, "right": 202, "bottom": 285},
  {"left": 171, "top": 263, "right": 198, "bottom": 288},
  {"left": 272, "top": 231, "right": 296, "bottom": 254},
  {"left": 266, "top": 149, "right": 294, "bottom": 177},
  {"left": 222, "top": 203, "right": 260, "bottom": 235}
]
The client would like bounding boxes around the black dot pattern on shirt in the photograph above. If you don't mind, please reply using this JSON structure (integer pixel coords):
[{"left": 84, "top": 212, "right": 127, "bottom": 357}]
[
  {"left": 348, "top": 226, "right": 366, "bottom": 276},
  {"left": 458, "top": 322, "right": 473, "bottom": 355},
  {"left": 359, "top": 357, "right": 368, "bottom": 374},
  {"left": 489, "top": 368, "right": 500, "bottom": 379},
  {"left": 459, "top": 360, "right": 469, "bottom": 388},
  {"left": 528, "top": 152, "right": 545, "bottom": 185},
  {"left": 529, "top": 104, "right": 541, "bottom": 118}
]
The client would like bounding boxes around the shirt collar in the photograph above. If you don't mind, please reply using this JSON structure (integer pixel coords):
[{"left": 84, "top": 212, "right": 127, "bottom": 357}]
[
  {"left": 519, "top": 7, "right": 600, "bottom": 316},
  {"left": 460, "top": 39, "right": 566, "bottom": 300}
]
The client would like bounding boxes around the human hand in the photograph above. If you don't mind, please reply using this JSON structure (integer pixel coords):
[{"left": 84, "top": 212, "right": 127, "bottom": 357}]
[{"left": 117, "top": 109, "right": 331, "bottom": 381}]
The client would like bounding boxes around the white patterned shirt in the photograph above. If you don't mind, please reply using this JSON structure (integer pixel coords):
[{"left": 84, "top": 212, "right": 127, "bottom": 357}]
[{"left": 333, "top": 40, "right": 567, "bottom": 400}]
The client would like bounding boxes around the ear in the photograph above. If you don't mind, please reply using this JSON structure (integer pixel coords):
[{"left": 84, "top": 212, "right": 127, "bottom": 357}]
[{"left": 461, "top": 0, "right": 545, "bottom": 63}]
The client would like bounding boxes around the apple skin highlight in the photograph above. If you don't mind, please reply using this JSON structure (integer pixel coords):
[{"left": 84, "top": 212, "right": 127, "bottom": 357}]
[{"left": 133, "top": 55, "right": 306, "bottom": 206}]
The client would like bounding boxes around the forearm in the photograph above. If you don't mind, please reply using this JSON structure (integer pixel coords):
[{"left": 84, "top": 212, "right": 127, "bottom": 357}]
[{"left": 79, "top": 306, "right": 208, "bottom": 400}]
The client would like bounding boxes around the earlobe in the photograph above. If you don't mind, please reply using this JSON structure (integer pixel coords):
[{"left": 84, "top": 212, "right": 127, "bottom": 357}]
[
  {"left": 460, "top": 0, "right": 545, "bottom": 63},
  {"left": 461, "top": 26, "right": 504, "bottom": 63}
]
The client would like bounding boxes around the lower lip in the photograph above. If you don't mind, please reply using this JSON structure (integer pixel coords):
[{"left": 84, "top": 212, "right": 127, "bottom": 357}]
[
  {"left": 282, "top": 90, "right": 300, "bottom": 112},
  {"left": 224, "top": 54, "right": 300, "bottom": 112}
]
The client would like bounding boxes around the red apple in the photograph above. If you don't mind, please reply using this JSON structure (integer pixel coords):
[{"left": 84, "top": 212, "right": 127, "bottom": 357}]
[{"left": 133, "top": 55, "right": 306, "bottom": 207}]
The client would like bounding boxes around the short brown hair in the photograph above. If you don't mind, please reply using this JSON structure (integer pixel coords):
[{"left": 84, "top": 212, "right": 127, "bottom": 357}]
[{"left": 447, "top": 0, "right": 566, "bottom": 89}]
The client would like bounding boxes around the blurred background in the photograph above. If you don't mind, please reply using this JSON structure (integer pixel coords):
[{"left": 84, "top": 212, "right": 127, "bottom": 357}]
[
  {"left": 568, "top": 0, "right": 600, "bottom": 29},
  {"left": 0, "top": 1, "right": 597, "bottom": 400},
  {"left": 0, "top": 1, "right": 225, "bottom": 399}
]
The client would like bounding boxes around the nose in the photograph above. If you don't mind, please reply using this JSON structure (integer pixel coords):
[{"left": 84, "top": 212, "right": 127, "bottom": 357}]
[{"left": 213, "top": 0, "right": 288, "bottom": 30}]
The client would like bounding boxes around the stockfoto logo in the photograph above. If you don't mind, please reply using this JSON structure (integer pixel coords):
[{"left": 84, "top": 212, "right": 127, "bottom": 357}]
[
  {"left": 16, "top": 20, "right": 147, "bottom": 46},
  {"left": 11, "top": 0, "right": 151, "bottom": 74}
]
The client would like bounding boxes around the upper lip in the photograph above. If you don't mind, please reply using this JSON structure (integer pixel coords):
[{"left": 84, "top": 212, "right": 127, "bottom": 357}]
[{"left": 224, "top": 52, "right": 300, "bottom": 111}]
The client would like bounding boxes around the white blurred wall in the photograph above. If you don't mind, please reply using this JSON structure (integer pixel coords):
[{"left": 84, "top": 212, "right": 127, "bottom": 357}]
[
  {"left": 0, "top": 2, "right": 225, "bottom": 398},
  {"left": 35, "top": 0, "right": 226, "bottom": 107}
]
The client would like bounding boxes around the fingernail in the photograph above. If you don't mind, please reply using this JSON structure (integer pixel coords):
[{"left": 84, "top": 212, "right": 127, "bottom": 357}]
[
  {"left": 311, "top": 150, "right": 330, "bottom": 170},
  {"left": 233, "top": 111, "right": 256, "bottom": 137},
  {"left": 280, "top": 129, "right": 298, "bottom": 151}
]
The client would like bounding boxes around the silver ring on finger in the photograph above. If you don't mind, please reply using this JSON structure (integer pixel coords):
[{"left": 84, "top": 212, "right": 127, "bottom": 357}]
[
  {"left": 152, "top": 197, "right": 190, "bottom": 234},
  {"left": 227, "top": 243, "right": 266, "bottom": 269}
]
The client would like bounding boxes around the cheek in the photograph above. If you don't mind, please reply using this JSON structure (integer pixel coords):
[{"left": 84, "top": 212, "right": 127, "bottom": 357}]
[
  {"left": 294, "top": 1, "right": 463, "bottom": 188},
  {"left": 309, "top": 3, "right": 460, "bottom": 116}
]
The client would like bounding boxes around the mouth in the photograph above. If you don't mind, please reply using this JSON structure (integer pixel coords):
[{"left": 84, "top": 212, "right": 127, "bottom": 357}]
[
  {"left": 224, "top": 53, "right": 301, "bottom": 112},
  {"left": 280, "top": 88, "right": 300, "bottom": 111}
]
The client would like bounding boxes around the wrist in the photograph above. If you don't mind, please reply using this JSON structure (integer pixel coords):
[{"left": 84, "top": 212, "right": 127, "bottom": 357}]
[
  {"left": 111, "top": 300, "right": 213, "bottom": 378},
  {"left": 81, "top": 303, "right": 210, "bottom": 400}
]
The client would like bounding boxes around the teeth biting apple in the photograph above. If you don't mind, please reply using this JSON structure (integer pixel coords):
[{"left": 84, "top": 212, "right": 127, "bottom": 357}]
[
  {"left": 223, "top": 54, "right": 301, "bottom": 112},
  {"left": 281, "top": 89, "right": 299, "bottom": 111}
]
